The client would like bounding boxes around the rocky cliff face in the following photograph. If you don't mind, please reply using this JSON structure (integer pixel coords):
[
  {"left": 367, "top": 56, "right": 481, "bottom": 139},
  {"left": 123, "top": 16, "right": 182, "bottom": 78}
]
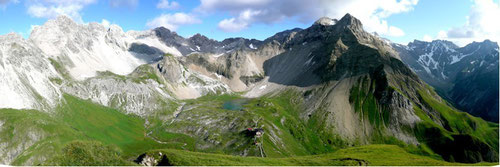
[
  {"left": 242, "top": 14, "right": 497, "bottom": 163},
  {"left": 393, "top": 40, "right": 499, "bottom": 122},
  {"left": 252, "top": 14, "right": 422, "bottom": 143},
  {"left": 0, "top": 33, "right": 62, "bottom": 111},
  {"left": 4, "top": 16, "right": 231, "bottom": 116}
]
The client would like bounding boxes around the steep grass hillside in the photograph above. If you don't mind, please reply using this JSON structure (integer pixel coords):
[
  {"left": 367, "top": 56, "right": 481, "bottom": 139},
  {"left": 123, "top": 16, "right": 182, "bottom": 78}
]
[{"left": 0, "top": 90, "right": 497, "bottom": 165}]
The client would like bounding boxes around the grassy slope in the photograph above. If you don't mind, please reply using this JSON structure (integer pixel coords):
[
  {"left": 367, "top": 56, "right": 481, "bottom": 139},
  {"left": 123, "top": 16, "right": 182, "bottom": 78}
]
[
  {"left": 163, "top": 91, "right": 338, "bottom": 157},
  {"left": 244, "top": 90, "right": 338, "bottom": 156},
  {"left": 346, "top": 74, "right": 498, "bottom": 162},
  {"left": 56, "top": 94, "right": 173, "bottom": 158},
  {"left": 144, "top": 88, "right": 498, "bottom": 164},
  {"left": 413, "top": 86, "right": 499, "bottom": 162},
  {"left": 145, "top": 144, "right": 497, "bottom": 166},
  {"left": 1, "top": 88, "right": 497, "bottom": 165},
  {"left": 417, "top": 87, "right": 499, "bottom": 148},
  {"left": 2, "top": 94, "right": 186, "bottom": 165},
  {"left": 0, "top": 109, "right": 80, "bottom": 165},
  {"left": 44, "top": 141, "right": 136, "bottom": 166}
]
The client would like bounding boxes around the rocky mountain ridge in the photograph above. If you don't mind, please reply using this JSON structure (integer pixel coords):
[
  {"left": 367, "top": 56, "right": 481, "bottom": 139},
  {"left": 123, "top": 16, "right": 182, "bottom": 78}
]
[
  {"left": 0, "top": 14, "right": 497, "bottom": 165},
  {"left": 393, "top": 39, "right": 499, "bottom": 122}
]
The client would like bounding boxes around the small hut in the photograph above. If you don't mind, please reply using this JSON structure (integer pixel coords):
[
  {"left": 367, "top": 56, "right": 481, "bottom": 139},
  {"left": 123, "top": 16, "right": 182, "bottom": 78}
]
[{"left": 244, "top": 128, "right": 264, "bottom": 137}]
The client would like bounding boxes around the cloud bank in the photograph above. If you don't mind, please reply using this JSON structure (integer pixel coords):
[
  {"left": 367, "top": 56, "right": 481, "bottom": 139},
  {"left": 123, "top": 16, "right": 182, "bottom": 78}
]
[
  {"left": 198, "top": 0, "right": 418, "bottom": 37},
  {"left": 436, "top": 0, "right": 500, "bottom": 46},
  {"left": 146, "top": 12, "right": 201, "bottom": 31},
  {"left": 26, "top": 0, "right": 97, "bottom": 23}
]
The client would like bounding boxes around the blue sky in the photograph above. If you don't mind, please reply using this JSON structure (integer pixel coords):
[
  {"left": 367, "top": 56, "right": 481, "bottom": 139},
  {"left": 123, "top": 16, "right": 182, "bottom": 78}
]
[{"left": 0, "top": 0, "right": 498, "bottom": 46}]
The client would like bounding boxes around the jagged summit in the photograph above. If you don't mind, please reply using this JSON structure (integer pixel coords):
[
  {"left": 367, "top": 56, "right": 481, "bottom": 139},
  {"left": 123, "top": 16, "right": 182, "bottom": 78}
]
[
  {"left": 307, "top": 14, "right": 368, "bottom": 43},
  {"left": 51, "top": 15, "right": 78, "bottom": 28},
  {"left": 314, "top": 17, "right": 335, "bottom": 26},
  {"left": 190, "top": 33, "right": 210, "bottom": 40},
  {"left": 466, "top": 39, "right": 499, "bottom": 49},
  {"left": 154, "top": 26, "right": 173, "bottom": 34},
  {"left": 409, "top": 39, "right": 459, "bottom": 51},
  {"left": 336, "top": 13, "right": 363, "bottom": 30},
  {"left": 312, "top": 13, "right": 363, "bottom": 29},
  {"left": 189, "top": 33, "right": 218, "bottom": 45},
  {"left": 55, "top": 15, "right": 73, "bottom": 22}
]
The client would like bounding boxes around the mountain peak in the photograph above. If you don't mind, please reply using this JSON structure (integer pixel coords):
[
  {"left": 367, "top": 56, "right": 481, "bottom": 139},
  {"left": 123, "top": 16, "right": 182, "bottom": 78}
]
[
  {"left": 314, "top": 17, "right": 335, "bottom": 26},
  {"left": 475, "top": 39, "right": 498, "bottom": 46},
  {"left": 336, "top": 13, "right": 363, "bottom": 29},
  {"left": 54, "top": 15, "right": 76, "bottom": 25},
  {"left": 190, "top": 33, "right": 210, "bottom": 41}
]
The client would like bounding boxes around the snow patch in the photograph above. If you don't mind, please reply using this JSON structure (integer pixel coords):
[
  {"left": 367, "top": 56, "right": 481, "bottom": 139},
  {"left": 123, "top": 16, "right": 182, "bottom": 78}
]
[
  {"left": 305, "top": 57, "right": 314, "bottom": 66},
  {"left": 134, "top": 36, "right": 182, "bottom": 57},
  {"left": 440, "top": 71, "right": 447, "bottom": 79},
  {"left": 440, "top": 42, "right": 456, "bottom": 52},
  {"left": 249, "top": 43, "right": 256, "bottom": 49},
  {"left": 213, "top": 53, "right": 224, "bottom": 58},
  {"left": 214, "top": 73, "right": 223, "bottom": 80},
  {"left": 450, "top": 45, "right": 481, "bottom": 64},
  {"left": 417, "top": 47, "right": 438, "bottom": 73}
]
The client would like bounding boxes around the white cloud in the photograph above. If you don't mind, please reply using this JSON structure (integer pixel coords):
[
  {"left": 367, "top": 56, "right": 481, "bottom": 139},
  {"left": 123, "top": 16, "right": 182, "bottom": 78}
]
[
  {"left": 423, "top": 34, "right": 433, "bottom": 42},
  {"left": 320, "top": 0, "right": 418, "bottom": 37},
  {"left": 146, "top": 12, "right": 201, "bottom": 31},
  {"left": 437, "top": 30, "right": 447, "bottom": 39},
  {"left": 218, "top": 18, "right": 246, "bottom": 32},
  {"left": 218, "top": 9, "right": 261, "bottom": 32},
  {"left": 109, "top": 0, "right": 138, "bottom": 8},
  {"left": 101, "top": 19, "right": 111, "bottom": 28},
  {"left": 436, "top": 0, "right": 500, "bottom": 46},
  {"left": 388, "top": 26, "right": 405, "bottom": 37},
  {"left": 198, "top": 0, "right": 418, "bottom": 36},
  {"left": 26, "top": 0, "right": 97, "bottom": 23},
  {"left": 157, "top": 0, "right": 179, "bottom": 9}
]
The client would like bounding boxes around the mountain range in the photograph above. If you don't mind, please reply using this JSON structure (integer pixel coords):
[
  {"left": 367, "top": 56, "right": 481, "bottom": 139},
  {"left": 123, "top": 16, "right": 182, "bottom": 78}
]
[
  {"left": 0, "top": 14, "right": 498, "bottom": 166},
  {"left": 393, "top": 40, "right": 499, "bottom": 122}
]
